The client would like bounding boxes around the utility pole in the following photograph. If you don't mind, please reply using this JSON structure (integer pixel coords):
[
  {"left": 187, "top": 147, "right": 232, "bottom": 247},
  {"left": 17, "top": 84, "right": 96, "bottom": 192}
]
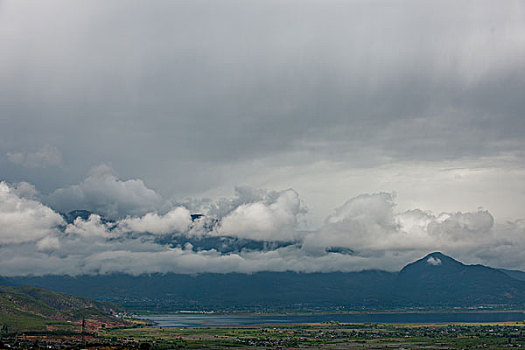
[{"left": 81, "top": 316, "right": 86, "bottom": 346}]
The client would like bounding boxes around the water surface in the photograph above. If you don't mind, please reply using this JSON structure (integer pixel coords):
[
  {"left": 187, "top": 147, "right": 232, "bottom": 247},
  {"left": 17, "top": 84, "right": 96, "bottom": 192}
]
[{"left": 141, "top": 311, "right": 525, "bottom": 327}]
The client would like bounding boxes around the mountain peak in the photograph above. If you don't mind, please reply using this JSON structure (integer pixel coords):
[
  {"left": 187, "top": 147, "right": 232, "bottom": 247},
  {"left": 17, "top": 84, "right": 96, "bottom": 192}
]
[
  {"left": 399, "top": 252, "right": 463, "bottom": 276},
  {"left": 394, "top": 252, "right": 525, "bottom": 306}
]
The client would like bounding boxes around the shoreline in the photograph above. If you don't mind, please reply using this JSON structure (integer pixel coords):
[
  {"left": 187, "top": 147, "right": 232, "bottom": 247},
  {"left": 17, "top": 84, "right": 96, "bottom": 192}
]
[
  {"left": 135, "top": 310, "right": 525, "bottom": 328},
  {"left": 139, "top": 321, "right": 525, "bottom": 328},
  {"left": 137, "top": 309, "right": 525, "bottom": 317}
]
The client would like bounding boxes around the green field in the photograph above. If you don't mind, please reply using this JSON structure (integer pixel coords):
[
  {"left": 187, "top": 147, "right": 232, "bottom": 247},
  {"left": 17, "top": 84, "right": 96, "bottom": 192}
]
[{"left": 103, "top": 322, "right": 525, "bottom": 349}]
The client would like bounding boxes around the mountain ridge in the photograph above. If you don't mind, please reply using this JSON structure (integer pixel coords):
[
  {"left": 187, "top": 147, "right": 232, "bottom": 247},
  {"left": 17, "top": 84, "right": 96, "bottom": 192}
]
[{"left": 3, "top": 252, "right": 525, "bottom": 312}]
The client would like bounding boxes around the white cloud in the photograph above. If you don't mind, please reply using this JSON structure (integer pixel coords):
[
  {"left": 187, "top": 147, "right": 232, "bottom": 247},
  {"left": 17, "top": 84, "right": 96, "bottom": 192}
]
[
  {"left": 65, "top": 214, "right": 114, "bottom": 238},
  {"left": 216, "top": 189, "right": 304, "bottom": 241},
  {"left": 7, "top": 145, "right": 62, "bottom": 168},
  {"left": 303, "top": 193, "right": 398, "bottom": 253},
  {"left": 426, "top": 256, "right": 442, "bottom": 266},
  {"left": 184, "top": 186, "right": 279, "bottom": 220},
  {"left": 36, "top": 235, "right": 61, "bottom": 251},
  {"left": 118, "top": 207, "right": 192, "bottom": 235},
  {"left": 302, "top": 193, "right": 498, "bottom": 255},
  {"left": 0, "top": 181, "right": 64, "bottom": 244},
  {"left": 48, "top": 164, "right": 164, "bottom": 218}
]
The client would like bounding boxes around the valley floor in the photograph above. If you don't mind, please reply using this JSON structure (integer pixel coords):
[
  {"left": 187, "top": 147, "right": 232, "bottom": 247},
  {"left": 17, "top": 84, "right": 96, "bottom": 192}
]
[{"left": 3, "top": 322, "right": 523, "bottom": 349}]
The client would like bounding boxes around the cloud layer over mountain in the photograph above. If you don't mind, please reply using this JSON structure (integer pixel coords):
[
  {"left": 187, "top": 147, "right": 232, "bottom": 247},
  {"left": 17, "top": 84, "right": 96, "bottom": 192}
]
[{"left": 0, "top": 178, "right": 523, "bottom": 277}]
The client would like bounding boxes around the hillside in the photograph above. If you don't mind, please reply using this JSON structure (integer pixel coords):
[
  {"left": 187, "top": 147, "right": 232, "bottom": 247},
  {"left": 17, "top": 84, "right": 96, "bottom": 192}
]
[
  {"left": 500, "top": 268, "right": 525, "bottom": 282},
  {"left": 0, "top": 285, "right": 129, "bottom": 331}
]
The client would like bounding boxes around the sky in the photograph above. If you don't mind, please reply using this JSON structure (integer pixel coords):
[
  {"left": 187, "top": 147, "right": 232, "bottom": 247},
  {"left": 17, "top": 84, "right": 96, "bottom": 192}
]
[{"left": 1, "top": 0, "right": 525, "bottom": 276}]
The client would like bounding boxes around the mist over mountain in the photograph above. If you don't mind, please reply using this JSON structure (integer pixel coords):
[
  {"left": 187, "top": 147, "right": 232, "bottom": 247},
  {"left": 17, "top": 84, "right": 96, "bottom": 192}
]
[{"left": 5, "top": 253, "right": 524, "bottom": 312}]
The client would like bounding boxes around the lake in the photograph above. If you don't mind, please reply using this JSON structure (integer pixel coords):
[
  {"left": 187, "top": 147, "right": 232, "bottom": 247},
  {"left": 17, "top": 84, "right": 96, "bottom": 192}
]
[{"left": 140, "top": 311, "right": 525, "bottom": 327}]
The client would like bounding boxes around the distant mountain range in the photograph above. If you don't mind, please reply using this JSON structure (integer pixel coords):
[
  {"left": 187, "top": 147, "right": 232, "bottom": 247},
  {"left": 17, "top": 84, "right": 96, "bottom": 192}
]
[
  {"left": 0, "top": 285, "right": 129, "bottom": 331},
  {"left": 3, "top": 252, "right": 525, "bottom": 312},
  {"left": 499, "top": 269, "right": 525, "bottom": 282}
]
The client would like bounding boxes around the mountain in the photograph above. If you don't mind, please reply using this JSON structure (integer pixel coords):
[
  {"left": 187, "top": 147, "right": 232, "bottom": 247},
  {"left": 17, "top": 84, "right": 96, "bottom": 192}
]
[
  {"left": 4, "top": 253, "right": 525, "bottom": 312},
  {"left": 394, "top": 252, "right": 525, "bottom": 306},
  {"left": 62, "top": 209, "right": 93, "bottom": 224},
  {"left": 0, "top": 285, "right": 129, "bottom": 331},
  {"left": 2, "top": 271, "right": 397, "bottom": 312}
]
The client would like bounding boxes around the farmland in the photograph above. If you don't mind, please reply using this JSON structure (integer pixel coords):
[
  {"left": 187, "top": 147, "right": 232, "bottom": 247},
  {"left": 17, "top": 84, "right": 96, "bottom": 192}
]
[
  {"left": 2, "top": 322, "right": 519, "bottom": 349},
  {"left": 103, "top": 322, "right": 525, "bottom": 349}
]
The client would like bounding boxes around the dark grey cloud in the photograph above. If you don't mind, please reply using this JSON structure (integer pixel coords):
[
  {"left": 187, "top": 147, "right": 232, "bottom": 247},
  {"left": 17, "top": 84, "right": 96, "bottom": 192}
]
[
  {"left": 1, "top": 1, "right": 524, "bottom": 195},
  {"left": 1, "top": 0, "right": 525, "bottom": 268}
]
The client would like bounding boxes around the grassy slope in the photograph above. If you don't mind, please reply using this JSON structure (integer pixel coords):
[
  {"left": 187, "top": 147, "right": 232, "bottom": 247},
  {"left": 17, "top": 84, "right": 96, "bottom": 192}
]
[{"left": 0, "top": 285, "right": 125, "bottom": 331}]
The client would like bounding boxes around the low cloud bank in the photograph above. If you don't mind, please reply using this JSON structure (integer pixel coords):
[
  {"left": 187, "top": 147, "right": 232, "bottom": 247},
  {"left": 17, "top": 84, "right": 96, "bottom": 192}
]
[{"left": 0, "top": 179, "right": 524, "bottom": 276}]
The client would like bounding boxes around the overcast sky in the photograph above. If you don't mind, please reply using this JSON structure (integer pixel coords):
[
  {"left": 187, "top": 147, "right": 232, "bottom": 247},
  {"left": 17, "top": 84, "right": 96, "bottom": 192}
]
[{"left": 1, "top": 0, "right": 525, "bottom": 274}]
